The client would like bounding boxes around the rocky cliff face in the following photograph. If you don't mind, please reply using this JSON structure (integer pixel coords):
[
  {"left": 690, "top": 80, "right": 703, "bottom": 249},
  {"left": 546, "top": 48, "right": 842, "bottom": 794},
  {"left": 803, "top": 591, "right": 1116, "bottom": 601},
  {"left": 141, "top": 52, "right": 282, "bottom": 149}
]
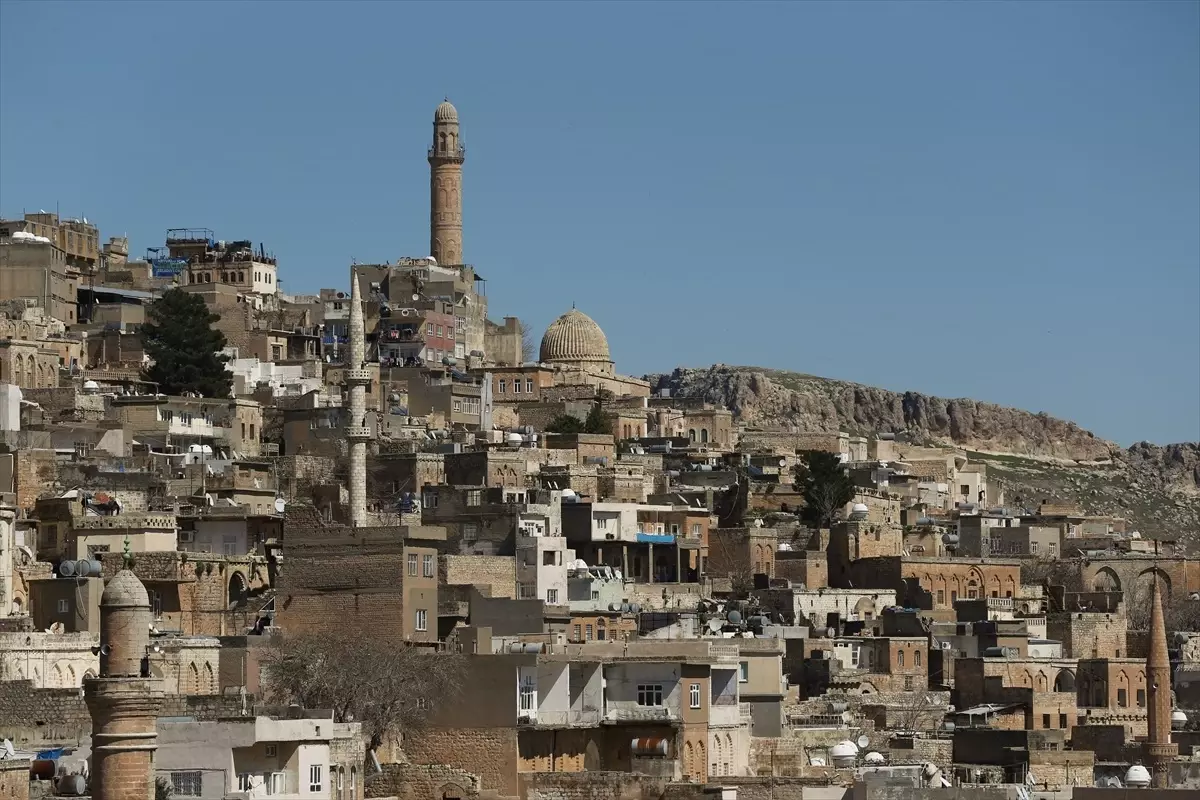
[
  {"left": 648, "top": 366, "right": 1114, "bottom": 461},
  {"left": 647, "top": 365, "right": 1200, "bottom": 542}
]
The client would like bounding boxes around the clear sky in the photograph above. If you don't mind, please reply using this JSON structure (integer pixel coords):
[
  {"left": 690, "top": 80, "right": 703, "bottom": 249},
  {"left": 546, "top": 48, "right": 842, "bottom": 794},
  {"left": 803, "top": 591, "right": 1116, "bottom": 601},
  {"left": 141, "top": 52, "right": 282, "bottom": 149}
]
[{"left": 1, "top": 1, "right": 1197, "bottom": 446}]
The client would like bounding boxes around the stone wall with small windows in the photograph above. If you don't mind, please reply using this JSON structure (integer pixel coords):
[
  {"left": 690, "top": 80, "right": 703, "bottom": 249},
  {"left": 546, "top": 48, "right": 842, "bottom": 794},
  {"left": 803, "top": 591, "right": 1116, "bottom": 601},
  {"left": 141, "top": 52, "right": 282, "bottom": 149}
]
[{"left": 440, "top": 555, "right": 516, "bottom": 598}]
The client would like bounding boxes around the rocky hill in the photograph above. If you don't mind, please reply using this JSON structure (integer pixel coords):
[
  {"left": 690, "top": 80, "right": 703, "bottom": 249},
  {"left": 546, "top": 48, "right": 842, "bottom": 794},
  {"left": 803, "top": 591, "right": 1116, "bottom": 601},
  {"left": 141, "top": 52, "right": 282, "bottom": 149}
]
[{"left": 647, "top": 366, "right": 1200, "bottom": 542}]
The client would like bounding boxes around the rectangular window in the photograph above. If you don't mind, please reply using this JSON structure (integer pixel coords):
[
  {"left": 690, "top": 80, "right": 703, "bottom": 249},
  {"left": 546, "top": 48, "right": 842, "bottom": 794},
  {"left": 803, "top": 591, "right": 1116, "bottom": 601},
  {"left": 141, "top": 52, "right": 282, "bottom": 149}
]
[
  {"left": 238, "top": 774, "right": 254, "bottom": 792},
  {"left": 265, "top": 744, "right": 277, "bottom": 758},
  {"left": 422, "top": 491, "right": 437, "bottom": 509},
  {"left": 1042, "top": 713, "right": 1051, "bottom": 729},
  {"left": 543, "top": 551, "right": 556, "bottom": 566},
  {"left": 519, "top": 674, "right": 536, "bottom": 712},
  {"left": 1117, "top": 688, "right": 1127, "bottom": 707},
  {"left": 739, "top": 661, "right": 749, "bottom": 682},
  {"left": 466, "top": 489, "right": 481, "bottom": 506},
  {"left": 415, "top": 609, "right": 428, "bottom": 632},
  {"left": 585, "top": 624, "right": 593, "bottom": 641},
  {"left": 427, "top": 323, "right": 434, "bottom": 335},
  {"left": 514, "top": 381, "right": 522, "bottom": 394},
  {"left": 422, "top": 554, "right": 434, "bottom": 577},
  {"left": 463, "top": 522, "right": 478, "bottom": 542},
  {"left": 172, "top": 772, "right": 202, "bottom": 797},
  {"left": 936, "top": 590, "right": 945, "bottom": 605},
  {"left": 519, "top": 582, "right": 536, "bottom": 599},
  {"left": 1059, "top": 713, "right": 1068, "bottom": 728},
  {"left": 526, "top": 379, "right": 534, "bottom": 393},
  {"left": 690, "top": 683, "right": 701, "bottom": 709},
  {"left": 498, "top": 380, "right": 506, "bottom": 394},
  {"left": 309, "top": 765, "right": 322, "bottom": 793},
  {"left": 691, "top": 523, "right": 702, "bottom": 537},
  {"left": 436, "top": 325, "right": 443, "bottom": 337},
  {"left": 407, "top": 553, "right": 417, "bottom": 576},
  {"left": 637, "top": 684, "right": 664, "bottom": 707},
  {"left": 1031, "top": 542, "right": 1039, "bottom": 554},
  {"left": 1137, "top": 688, "right": 1146, "bottom": 707},
  {"left": 573, "top": 624, "right": 581, "bottom": 641},
  {"left": 546, "top": 589, "right": 558, "bottom": 604},
  {"left": 904, "top": 676, "right": 913, "bottom": 690},
  {"left": 57, "top": 598, "right": 69, "bottom": 613}
]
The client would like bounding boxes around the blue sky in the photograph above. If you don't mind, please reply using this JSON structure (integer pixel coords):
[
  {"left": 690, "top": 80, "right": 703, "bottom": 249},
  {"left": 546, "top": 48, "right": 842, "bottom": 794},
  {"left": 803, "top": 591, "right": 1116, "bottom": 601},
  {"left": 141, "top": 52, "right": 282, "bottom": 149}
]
[{"left": 1, "top": 1, "right": 1197, "bottom": 446}]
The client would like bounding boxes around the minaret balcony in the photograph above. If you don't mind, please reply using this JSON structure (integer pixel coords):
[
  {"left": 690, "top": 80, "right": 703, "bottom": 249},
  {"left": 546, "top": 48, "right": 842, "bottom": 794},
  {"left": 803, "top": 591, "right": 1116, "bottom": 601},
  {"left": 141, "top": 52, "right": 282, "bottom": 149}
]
[
  {"left": 346, "top": 426, "right": 373, "bottom": 441},
  {"left": 344, "top": 368, "right": 373, "bottom": 385},
  {"left": 428, "top": 146, "right": 466, "bottom": 163}
]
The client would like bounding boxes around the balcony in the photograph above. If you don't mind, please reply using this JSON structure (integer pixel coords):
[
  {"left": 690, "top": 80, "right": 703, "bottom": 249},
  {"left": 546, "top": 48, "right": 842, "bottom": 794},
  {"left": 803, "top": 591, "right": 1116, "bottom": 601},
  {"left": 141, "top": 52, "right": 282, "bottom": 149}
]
[
  {"left": 427, "top": 145, "right": 467, "bottom": 162},
  {"left": 602, "top": 706, "right": 680, "bottom": 725},
  {"left": 345, "top": 426, "right": 372, "bottom": 441},
  {"left": 344, "top": 368, "right": 372, "bottom": 385},
  {"left": 517, "top": 709, "right": 603, "bottom": 728}
]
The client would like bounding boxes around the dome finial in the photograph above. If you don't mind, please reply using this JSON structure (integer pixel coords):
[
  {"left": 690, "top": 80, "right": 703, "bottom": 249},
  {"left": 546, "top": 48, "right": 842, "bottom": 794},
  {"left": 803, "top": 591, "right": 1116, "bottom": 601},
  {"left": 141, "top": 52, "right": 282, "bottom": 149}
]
[{"left": 122, "top": 534, "right": 132, "bottom": 568}]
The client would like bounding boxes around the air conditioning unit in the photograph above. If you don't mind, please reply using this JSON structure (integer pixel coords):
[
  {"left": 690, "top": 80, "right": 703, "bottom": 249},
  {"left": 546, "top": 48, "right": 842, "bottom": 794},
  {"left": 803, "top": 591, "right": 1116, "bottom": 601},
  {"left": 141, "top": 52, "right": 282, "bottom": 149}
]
[
  {"left": 941, "top": 642, "right": 952, "bottom": 650},
  {"left": 179, "top": 531, "right": 194, "bottom": 544}
]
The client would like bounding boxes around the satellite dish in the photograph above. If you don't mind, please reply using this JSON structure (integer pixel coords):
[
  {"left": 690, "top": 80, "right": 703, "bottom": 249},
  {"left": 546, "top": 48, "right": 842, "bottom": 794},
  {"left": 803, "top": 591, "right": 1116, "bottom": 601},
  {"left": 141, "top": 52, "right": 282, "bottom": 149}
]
[
  {"left": 2, "top": 739, "right": 15, "bottom": 758},
  {"left": 412, "top": 294, "right": 421, "bottom": 301},
  {"left": 826, "top": 627, "right": 836, "bottom": 639},
  {"left": 274, "top": 497, "right": 286, "bottom": 513},
  {"left": 857, "top": 734, "right": 870, "bottom": 749}
]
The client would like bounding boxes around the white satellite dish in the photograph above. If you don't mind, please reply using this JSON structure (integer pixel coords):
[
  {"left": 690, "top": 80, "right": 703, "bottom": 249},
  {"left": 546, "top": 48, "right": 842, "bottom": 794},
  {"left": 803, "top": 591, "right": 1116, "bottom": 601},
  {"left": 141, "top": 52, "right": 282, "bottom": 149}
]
[
  {"left": 857, "top": 734, "right": 870, "bottom": 749},
  {"left": 274, "top": 497, "right": 286, "bottom": 513},
  {"left": 2, "top": 739, "right": 15, "bottom": 758}
]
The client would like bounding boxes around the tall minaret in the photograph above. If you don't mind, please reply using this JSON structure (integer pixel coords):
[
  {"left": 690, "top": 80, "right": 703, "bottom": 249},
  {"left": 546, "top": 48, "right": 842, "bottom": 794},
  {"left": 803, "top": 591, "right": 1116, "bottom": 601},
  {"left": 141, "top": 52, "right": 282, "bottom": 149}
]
[
  {"left": 1145, "top": 577, "right": 1178, "bottom": 787},
  {"left": 85, "top": 542, "right": 163, "bottom": 800},
  {"left": 345, "top": 269, "right": 370, "bottom": 526},
  {"left": 429, "top": 98, "right": 464, "bottom": 265}
]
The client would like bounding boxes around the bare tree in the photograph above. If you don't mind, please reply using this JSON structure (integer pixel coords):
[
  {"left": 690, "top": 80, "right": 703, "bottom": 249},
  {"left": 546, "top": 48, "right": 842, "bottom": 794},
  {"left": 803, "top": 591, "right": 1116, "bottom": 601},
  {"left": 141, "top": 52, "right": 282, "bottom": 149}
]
[
  {"left": 520, "top": 318, "right": 536, "bottom": 363},
  {"left": 260, "top": 626, "right": 466, "bottom": 751},
  {"left": 890, "top": 691, "right": 945, "bottom": 733}
]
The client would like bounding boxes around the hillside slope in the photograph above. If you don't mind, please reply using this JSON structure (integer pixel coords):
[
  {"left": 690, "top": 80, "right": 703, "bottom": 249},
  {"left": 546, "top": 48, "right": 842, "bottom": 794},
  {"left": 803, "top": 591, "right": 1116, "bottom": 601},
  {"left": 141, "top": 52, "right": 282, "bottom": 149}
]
[{"left": 647, "top": 365, "right": 1200, "bottom": 542}]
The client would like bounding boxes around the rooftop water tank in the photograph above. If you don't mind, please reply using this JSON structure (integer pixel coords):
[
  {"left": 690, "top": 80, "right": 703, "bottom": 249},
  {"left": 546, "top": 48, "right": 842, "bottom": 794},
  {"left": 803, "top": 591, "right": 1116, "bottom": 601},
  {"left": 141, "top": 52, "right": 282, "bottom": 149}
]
[
  {"left": 850, "top": 503, "right": 869, "bottom": 520},
  {"left": 830, "top": 741, "right": 858, "bottom": 767},
  {"left": 1172, "top": 710, "right": 1188, "bottom": 730},
  {"left": 863, "top": 752, "right": 885, "bottom": 765},
  {"left": 1124, "top": 765, "right": 1151, "bottom": 788}
]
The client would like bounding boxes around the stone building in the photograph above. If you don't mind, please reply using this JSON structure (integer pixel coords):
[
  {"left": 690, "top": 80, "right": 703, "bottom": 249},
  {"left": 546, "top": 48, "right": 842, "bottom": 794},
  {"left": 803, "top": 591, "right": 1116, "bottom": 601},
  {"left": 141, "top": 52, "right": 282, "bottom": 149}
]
[
  {"left": 0, "top": 631, "right": 98, "bottom": 688},
  {"left": 538, "top": 309, "right": 650, "bottom": 398}
]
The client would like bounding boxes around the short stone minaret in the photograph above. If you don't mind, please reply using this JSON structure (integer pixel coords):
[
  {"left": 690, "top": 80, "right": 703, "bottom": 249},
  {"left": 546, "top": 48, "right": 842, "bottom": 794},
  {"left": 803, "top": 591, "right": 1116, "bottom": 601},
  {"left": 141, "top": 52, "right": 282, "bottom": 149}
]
[
  {"left": 345, "top": 270, "right": 370, "bottom": 526},
  {"left": 428, "top": 98, "right": 464, "bottom": 266},
  {"left": 85, "top": 543, "right": 163, "bottom": 800},
  {"left": 1145, "top": 577, "right": 1177, "bottom": 787}
]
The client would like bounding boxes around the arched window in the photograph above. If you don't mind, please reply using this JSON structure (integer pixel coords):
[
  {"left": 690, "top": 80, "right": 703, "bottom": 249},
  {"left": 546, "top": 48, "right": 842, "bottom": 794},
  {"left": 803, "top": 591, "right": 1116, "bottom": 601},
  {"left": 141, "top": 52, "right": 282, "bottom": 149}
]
[
  {"left": 700, "top": 429, "right": 709, "bottom": 443},
  {"left": 203, "top": 662, "right": 215, "bottom": 693},
  {"left": 238, "top": 271, "right": 245, "bottom": 283},
  {"left": 187, "top": 662, "right": 199, "bottom": 694},
  {"left": 689, "top": 429, "right": 696, "bottom": 442},
  {"left": 898, "top": 650, "right": 905, "bottom": 667},
  {"left": 914, "top": 650, "right": 921, "bottom": 668}
]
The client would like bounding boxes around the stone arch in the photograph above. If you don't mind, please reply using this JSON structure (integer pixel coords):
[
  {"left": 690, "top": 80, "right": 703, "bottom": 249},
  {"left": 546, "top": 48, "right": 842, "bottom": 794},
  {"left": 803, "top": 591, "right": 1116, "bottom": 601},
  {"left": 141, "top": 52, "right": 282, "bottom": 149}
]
[
  {"left": 724, "top": 733, "right": 734, "bottom": 775},
  {"left": 1023, "top": 669, "right": 1034, "bottom": 688},
  {"left": 700, "top": 428, "right": 709, "bottom": 444},
  {"left": 83, "top": 669, "right": 96, "bottom": 682},
  {"left": 584, "top": 739, "right": 600, "bottom": 771},
  {"left": 229, "top": 571, "right": 248, "bottom": 607},
  {"left": 854, "top": 596, "right": 876, "bottom": 620},
  {"left": 696, "top": 740, "right": 705, "bottom": 782},
  {"left": 13, "top": 356, "right": 23, "bottom": 387},
  {"left": 203, "top": 661, "right": 215, "bottom": 693},
  {"left": 438, "top": 784, "right": 465, "bottom": 800},
  {"left": 1054, "top": 669, "right": 1076, "bottom": 693},
  {"left": 187, "top": 661, "right": 199, "bottom": 694},
  {"left": 685, "top": 741, "right": 695, "bottom": 779},
  {"left": 858, "top": 681, "right": 878, "bottom": 695},
  {"left": 1092, "top": 567, "right": 1122, "bottom": 592},
  {"left": 66, "top": 663, "right": 76, "bottom": 686},
  {"left": 1036, "top": 671, "right": 1048, "bottom": 691},
  {"left": 1135, "top": 568, "right": 1171, "bottom": 601},
  {"left": 350, "top": 768, "right": 357, "bottom": 800},
  {"left": 53, "top": 662, "right": 65, "bottom": 687}
]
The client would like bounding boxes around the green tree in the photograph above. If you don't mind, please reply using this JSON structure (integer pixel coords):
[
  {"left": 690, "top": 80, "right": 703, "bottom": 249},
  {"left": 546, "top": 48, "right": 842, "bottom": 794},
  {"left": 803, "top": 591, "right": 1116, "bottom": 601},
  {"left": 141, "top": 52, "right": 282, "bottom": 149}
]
[
  {"left": 140, "top": 289, "right": 233, "bottom": 398},
  {"left": 545, "top": 403, "right": 609, "bottom": 435},
  {"left": 793, "top": 450, "right": 856, "bottom": 527},
  {"left": 583, "top": 402, "right": 609, "bottom": 434},
  {"left": 546, "top": 415, "right": 586, "bottom": 434}
]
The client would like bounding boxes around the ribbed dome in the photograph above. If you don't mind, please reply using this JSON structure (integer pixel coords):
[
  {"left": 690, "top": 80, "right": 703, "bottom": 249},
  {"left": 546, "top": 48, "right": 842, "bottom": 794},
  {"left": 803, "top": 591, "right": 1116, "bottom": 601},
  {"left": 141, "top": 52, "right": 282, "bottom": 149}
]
[
  {"left": 434, "top": 98, "right": 458, "bottom": 123},
  {"left": 540, "top": 309, "right": 611, "bottom": 365},
  {"left": 101, "top": 569, "right": 149, "bottom": 608}
]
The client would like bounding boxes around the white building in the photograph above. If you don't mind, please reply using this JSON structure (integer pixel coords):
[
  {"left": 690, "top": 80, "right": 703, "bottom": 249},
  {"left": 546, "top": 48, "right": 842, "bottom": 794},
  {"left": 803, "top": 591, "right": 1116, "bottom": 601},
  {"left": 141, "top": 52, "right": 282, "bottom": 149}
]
[{"left": 157, "top": 714, "right": 362, "bottom": 800}]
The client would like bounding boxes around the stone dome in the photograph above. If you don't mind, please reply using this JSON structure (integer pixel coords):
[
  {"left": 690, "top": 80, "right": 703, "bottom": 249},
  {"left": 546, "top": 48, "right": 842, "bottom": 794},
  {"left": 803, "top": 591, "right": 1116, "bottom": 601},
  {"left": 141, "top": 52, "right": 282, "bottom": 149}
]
[
  {"left": 434, "top": 98, "right": 458, "bottom": 123},
  {"left": 540, "top": 308, "right": 611, "bottom": 366},
  {"left": 101, "top": 569, "right": 149, "bottom": 609}
]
